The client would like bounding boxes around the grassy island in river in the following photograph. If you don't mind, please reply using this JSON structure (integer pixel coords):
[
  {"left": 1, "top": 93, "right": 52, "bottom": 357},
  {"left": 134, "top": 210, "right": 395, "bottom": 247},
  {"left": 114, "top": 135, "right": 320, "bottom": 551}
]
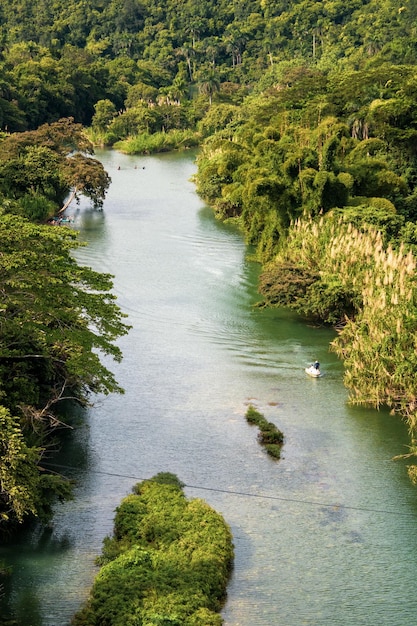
[{"left": 72, "top": 473, "right": 234, "bottom": 626}]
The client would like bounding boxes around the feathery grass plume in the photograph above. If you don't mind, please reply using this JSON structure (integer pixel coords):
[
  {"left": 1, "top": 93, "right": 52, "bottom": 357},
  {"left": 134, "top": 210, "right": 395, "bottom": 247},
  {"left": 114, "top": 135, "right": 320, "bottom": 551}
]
[{"left": 273, "top": 213, "right": 417, "bottom": 474}]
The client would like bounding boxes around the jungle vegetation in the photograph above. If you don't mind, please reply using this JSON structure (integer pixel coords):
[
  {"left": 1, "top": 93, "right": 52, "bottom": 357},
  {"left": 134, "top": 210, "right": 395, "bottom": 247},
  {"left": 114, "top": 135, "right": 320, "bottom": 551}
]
[
  {"left": 72, "top": 473, "right": 234, "bottom": 626},
  {"left": 0, "top": 0, "right": 416, "bottom": 147},
  {"left": 0, "top": 0, "right": 417, "bottom": 527},
  {"left": 1, "top": 0, "right": 417, "bottom": 621},
  {"left": 0, "top": 119, "right": 130, "bottom": 530},
  {"left": 194, "top": 56, "right": 417, "bottom": 479}
]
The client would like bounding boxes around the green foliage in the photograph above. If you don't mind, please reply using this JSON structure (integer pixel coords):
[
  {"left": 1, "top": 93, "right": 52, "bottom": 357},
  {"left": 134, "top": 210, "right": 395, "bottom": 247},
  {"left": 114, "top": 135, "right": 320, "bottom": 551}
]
[
  {"left": 12, "top": 193, "right": 57, "bottom": 222},
  {"left": 0, "top": 119, "right": 111, "bottom": 217},
  {"left": 326, "top": 223, "right": 417, "bottom": 476},
  {"left": 245, "top": 405, "right": 284, "bottom": 459},
  {"left": 0, "top": 0, "right": 415, "bottom": 138},
  {"left": 197, "top": 104, "right": 240, "bottom": 138},
  {"left": 145, "top": 472, "right": 185, "bottom": 489},
  {"left": 0, "top": 145, "right": 64, "bottom": 207},
  {"left": 0, "top": 213, "right": 129, "bottom": 407},
  {"left": 197, "top": 70, "right": 221, "bottom": 106},
  {"left": 0, "top": 210, "right": 129, "bottom": 524},
  {"left": 258, "top": 261, "right": 320, "bottom": 309},
  {"left": 259, "top": 216, "right": 363, "bottom": 324},
  {"left": 245, "top": 405, "right": 263, "bottom": 425},
  {"left": 0, "top": 400, "right": 73, "bottom": 526},
  {"left": 92, "top": 99, "right": 118, "bottom": 132},
  {"left": 303, "top": 277, "right": 358, "bottom": 325},
  {"left": 0, "top": 118, "right": 125, "bottom": 529},
  {"left": 0, "top": 406, "right": 40, "bottom": 523},
  {"left": 72, "top": 476, "right": 233, "bottom": 626},
  {"left": 195, "top": 80, "right": 416, "bottom": 257},
  {"left": 114, "top": 129, "right": 200, "bottom": 154},
  {"left": 261, "top": 213, "right": 417, "bottom": 476},
  {"left": 333, "top": 205, "right": 405, "bottom": 245}
]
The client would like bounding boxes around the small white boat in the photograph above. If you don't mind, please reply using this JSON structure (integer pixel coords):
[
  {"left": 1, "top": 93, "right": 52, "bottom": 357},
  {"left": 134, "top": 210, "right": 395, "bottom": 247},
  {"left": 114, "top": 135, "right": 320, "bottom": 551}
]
[{"left": 305, "top": 363, "right": 321, "bottom": 377}]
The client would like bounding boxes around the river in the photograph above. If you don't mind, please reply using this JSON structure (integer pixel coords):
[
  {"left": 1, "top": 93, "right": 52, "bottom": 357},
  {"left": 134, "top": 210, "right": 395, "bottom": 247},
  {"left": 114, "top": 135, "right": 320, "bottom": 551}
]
[{"left": 2, "top": 149, "right": 417, "bottom": 625}]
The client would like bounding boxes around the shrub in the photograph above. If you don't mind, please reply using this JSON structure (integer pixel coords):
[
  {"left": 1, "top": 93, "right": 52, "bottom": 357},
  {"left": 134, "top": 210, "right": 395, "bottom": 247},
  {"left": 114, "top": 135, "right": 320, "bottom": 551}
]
[
  {"left": 72, "top": 476, "right": 233, "bottom": 626},
  {"left": 245, "top": 405, "right": 263, "bottom": 425}
]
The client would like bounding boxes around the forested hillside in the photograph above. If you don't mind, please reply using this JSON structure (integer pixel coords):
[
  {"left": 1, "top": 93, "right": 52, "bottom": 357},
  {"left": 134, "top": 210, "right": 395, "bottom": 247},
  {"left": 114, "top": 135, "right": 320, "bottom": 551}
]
[
  {"left": 1, "top": 0, "right": 417, "bottom": 132},
  {"left": 1, "top": 0, "right": 417, "bottom": 532}
]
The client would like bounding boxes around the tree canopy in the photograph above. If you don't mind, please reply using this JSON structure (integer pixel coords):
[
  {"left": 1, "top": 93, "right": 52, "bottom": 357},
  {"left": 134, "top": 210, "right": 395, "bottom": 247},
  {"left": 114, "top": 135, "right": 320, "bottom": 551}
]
[
  {"left": 0, "top": 118, "right": 111, "bottom": 220},
  {"left": 0, "top": 0, "right": 416, "bottom": 137},
  {"left": 0, "top": 212, "right": 130, "bottom": 525},
  {"left": 0, "top": 119, "right": 128, "bottom": 528},
  {"left": 73, "top": 474, "right": 233, "bottom": 626}
]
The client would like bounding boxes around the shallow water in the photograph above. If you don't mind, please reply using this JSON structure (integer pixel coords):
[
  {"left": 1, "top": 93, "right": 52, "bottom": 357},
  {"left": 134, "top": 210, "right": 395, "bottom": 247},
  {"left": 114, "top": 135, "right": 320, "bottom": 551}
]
[{"left": 2, "top": 149, "right": 417, "bottom": 625}]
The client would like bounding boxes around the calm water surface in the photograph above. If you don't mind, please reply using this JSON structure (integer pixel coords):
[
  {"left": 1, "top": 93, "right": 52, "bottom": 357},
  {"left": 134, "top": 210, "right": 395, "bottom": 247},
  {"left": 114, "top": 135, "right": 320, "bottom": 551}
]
[{"left": 2, "top": 149, "right": 417, "bottom": 625}]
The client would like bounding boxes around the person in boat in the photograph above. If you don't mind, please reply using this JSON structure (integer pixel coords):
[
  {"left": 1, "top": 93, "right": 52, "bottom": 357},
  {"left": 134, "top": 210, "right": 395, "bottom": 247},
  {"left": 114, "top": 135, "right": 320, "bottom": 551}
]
[{"left": 314, "top": 360, "right": 320, "bottom": 370}]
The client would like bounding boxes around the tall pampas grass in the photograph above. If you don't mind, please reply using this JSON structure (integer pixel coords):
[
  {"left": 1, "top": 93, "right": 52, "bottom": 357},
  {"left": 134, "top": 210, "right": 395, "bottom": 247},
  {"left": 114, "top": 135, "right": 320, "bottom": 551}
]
[{"left": 275, "top": 214, "right": 417, "bottom": 480}]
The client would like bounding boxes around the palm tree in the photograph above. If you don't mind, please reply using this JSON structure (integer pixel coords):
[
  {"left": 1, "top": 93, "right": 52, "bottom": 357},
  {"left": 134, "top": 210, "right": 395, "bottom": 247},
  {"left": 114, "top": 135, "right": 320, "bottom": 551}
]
[{"left": 197, "top": 70, "right": 220, "bottom": 106}]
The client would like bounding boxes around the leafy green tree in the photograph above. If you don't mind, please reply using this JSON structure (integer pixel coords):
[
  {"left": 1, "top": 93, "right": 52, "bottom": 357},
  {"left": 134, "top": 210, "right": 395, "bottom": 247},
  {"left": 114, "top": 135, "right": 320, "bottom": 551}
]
[
  {"left": 125, "top": 82, "right": 159, "bottom": 107},
  {"left": 0, "top": 70, "right": 27, "bottom": 131},
  {"left": 0, "top": 145, "right": 64, "bottom": 206},
  {"left": 197, "top": 103, "right": 240, "bottom": 137},
  {"left": 0, "top": 213, "right": 130, "bottom": 424},
  {"left": 0, "top": 114, "right": 128, "bottom": 528},
  {"left": 108, "top": 103, "right": 162, "bottom": 139},
  {"left": 0, "top": 406, "right": 41, "bottom": 523},
  {"left": 0, "top": 210, "right": 129, "bottom": 526},
  {"left": 91, "top": 99, "right": 118, "bottom": 132},
  {"left": 60, "top": 152, "right": 111, "bottom": 212},
  {"left": 0, "top": 118, "right": 111, "bottom": 217}
]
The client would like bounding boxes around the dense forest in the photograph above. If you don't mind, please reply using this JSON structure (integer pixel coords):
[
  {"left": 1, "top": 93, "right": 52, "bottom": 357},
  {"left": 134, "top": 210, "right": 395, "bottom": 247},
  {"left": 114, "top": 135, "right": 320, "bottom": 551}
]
[
  {"left": 1, "top": 0, "right": 416, "bottom": 135},
  {"left": 0, "top": 0, "right": 417, "bottom": 554}
]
